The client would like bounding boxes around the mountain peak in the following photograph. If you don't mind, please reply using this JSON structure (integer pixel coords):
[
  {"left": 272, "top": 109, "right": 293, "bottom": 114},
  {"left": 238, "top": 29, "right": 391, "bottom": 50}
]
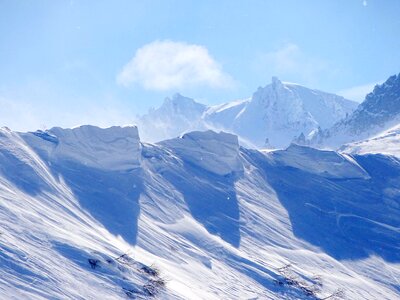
[
  {"left": 271, "top": 76, "right": 282, "bottom": 88},
  {"left": 316, "top": 72, "right": 400, "bottom": 148},
  {"left": 162, "top": 93, "right": 206, "bottom": 110}
]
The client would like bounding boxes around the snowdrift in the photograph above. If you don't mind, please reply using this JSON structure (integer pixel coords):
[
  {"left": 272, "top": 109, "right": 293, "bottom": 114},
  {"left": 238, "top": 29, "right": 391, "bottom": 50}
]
[
  {"left": 23, "top": 125, "right": 142, "bottom": 171},
  {"left": 160, "top": 130, "right": 243, "bottom": 176}
]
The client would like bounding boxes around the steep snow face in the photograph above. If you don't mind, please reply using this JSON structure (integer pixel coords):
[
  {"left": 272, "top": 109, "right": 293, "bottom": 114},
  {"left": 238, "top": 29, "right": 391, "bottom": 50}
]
[
  {"left": 340, "top": 123, "right": 400, "bottom": 158},
  {"left": 22, "top": 125, "right": 141, "bottom": 171},
  {"left": 0, "top": 127, "right": 177, "bottom": 300},
  {"left": 137, "top": 79, "right": 357, "bottom": 148},
  {"left": 319, "top": 73, "right": 400, "bottom": 148},
  {"left": 270, "top": 144, "right": 369, "bottom": 179},
  {"left": 0, "top": 127, "right": 60, "bottom": 194},
  {"left": 137, "top": 93, "right": 208, "bottom": 142},
  {"left": 284, "top": 82, "right": 356, "bottom": 129},
  {"left": 1, "top": 126, "right": 400, "bottom": 299},
  {"left": 227, "top": 78, "right": 317, "bottom": 147},
  {"left": 204, "top": 98, "right": 250, "bottom": 129},
  {"left": 160, "top": 130, "right": 242, "bottom": 176}
]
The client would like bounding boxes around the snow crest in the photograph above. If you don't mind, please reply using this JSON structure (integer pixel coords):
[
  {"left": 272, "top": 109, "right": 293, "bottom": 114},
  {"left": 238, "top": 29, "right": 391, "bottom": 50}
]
[
  {"left": 160, "top": 130, "right": 242, "bottom": 176},
  {"left": 26, "top": 125, "right": 142, "bottom": 171},
  {"left": 271, "top": 144, "right": 370, "bottom": 179}
]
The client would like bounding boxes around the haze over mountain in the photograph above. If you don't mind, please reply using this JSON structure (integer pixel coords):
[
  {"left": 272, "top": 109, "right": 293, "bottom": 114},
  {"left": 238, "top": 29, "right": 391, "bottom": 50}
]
[{"left": 137, "top": 77, "right": 358, "bottom": 148}]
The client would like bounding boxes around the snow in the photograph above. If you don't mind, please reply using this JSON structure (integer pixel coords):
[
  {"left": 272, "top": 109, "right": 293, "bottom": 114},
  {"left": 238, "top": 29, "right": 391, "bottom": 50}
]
[
  {"left": 137, "top": 93, "right": 208, "bottom": 143},
  {"left": 22, "top": 125, "right": 141, "bottom": 171},
  {"left": 317, "top": 73, "right": 400, "bottom": 149},
  {"left": 160, "top": 130, "right": 242, "bottom": 176},
  {"left": 206, "top": 77, "right": 357, "bottom": 148},
  {"left": 0, "top": 125, "right": 399, "bottom": 299},
  {"left": 271, "top": 144, "right": 370, "bottom": 179},
  {"left": 340, "top": 123, "right": 400, "bottom": 158}
]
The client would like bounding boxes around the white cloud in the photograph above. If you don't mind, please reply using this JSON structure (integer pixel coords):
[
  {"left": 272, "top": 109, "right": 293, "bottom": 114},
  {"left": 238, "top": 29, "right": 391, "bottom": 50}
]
[
  {"left": 337, "top": 81, "right": 382, "bottom": 102},
  {"left": 258, "top": 43, "right": 332, "bottom": 85},
  {"left": 117, "top": 40, "right": 233, "bottom": 90}
]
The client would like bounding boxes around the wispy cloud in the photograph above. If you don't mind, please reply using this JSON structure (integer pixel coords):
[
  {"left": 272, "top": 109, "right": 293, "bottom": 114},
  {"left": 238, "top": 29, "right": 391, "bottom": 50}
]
[
  {"left": 337, "top": 81, "right": 382, "bottom": 102},
  {"left": 257, "top": 43, "right": 333, "bottom": 85},
  {"left": 117, "top": 40, "right": 234, "bottom": 91}
]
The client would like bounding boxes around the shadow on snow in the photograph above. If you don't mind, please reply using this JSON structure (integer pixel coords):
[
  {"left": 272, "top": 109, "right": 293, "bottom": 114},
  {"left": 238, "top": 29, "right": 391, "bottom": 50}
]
[
  {"left": 244, "top": 149, "right": 400, "bottom": 262},
  {"left": 161, "top": 159, "right": 242, "bottom": 248}
]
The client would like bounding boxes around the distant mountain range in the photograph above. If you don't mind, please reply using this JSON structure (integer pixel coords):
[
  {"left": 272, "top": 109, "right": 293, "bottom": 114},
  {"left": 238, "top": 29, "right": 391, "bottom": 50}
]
[
  {"left": 137, "top": 77, "right": 358, "bottom": 148},
  {"left": 137, "top": 73, "right": 400, "bottom": 152}
]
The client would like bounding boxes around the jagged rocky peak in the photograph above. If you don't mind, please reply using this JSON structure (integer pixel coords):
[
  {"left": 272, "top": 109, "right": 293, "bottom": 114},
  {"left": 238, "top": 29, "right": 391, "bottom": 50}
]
[
  {"left": 271, "top": 76, "right": 283, "bottom": 88},
  {"left": 318, "top": 73, "right": 400, "bottom": 148},
  {"left": 160, "top": 93, "right": 207, "bottom": 115},
  {"left": 253, "top": 76, "right": 293, "bottom": 104},
  {"left": 358, "top": 73, "right": 400, "bottom": 121},
  {"left": 25, "top": 125, "right": 142, "bottom": 171},
  {"left": 160, "top": 130, "right": 242, "bottom": 176}
]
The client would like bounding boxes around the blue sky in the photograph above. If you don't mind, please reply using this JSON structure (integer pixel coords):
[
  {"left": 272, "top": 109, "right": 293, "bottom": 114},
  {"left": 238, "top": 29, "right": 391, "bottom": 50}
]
[{"left": 0, "top": 0, "right": 399, "bottom": 130}]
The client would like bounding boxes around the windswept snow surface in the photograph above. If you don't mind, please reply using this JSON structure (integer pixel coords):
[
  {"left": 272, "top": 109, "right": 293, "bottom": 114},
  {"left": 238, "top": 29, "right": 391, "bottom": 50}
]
[
  {"left": 28, "top": 125, "right": 142, "bottom": 171},
  {"left": 0, "top": 126, "right": 399, "bottom": 299},
  {"left": 340, "top": 123, "right": 400, "bottom": 158},
  {"left": 271, "top": 144, "right": 370, "bottom": 179}
]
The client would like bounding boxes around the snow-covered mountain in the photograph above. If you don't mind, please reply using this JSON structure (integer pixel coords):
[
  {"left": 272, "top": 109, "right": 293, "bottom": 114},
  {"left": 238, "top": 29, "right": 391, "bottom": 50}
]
[
  {"left": 1, "top": 125, "right": 399, "bottom": 299},
  {"left": 137, "top": 93, "right": 209, "bottom": 143},
  {"left": 313, "top": 73, "right": 400, "bottom": 148},
  {"left": 137, "top": 78, "right": 357, "bottom": 148},
  {"left": 206, "top": 77, "right": 357, "bottom": 148}
]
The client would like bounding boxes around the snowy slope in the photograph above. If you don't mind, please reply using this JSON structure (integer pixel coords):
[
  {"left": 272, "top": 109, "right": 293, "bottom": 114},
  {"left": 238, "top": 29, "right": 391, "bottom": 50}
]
[
  {"left": 340, "top": 123, "right": 400, "bottom": 158},
  {"left": 137, "top": 78, "right": 357, "bottom": 148},
  {"left": 271, "top": 144, "right": 370, "bottom": 179},
  {"left": 1, "top": 125, "right": 399, "bottom": 299},
  {"left": 315, "top": 73, "right": 400, "bottom": 148}
]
